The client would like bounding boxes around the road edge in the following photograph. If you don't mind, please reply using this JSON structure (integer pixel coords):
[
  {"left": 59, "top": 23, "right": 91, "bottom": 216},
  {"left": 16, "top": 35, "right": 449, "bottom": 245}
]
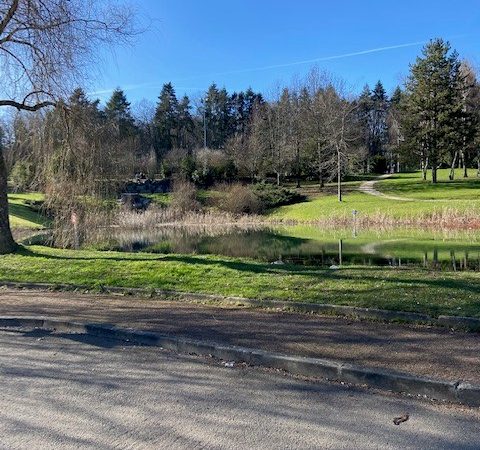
[
  {"left": 1, "top": 315, "right": 479, "bottom": 407},
  {"left": 1, "top": 281, "right": 480, "bottom": 332}
]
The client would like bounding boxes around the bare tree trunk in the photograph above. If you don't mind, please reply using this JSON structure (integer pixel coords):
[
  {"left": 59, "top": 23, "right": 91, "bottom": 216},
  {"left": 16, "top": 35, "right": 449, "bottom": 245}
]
[
  {"left": 317, "top": 143, "right": 324, "bottom": 188},
  {"left": 0, "top": 151, "right": 17, "bottom": 254},
  {"left": 337, "top": 149, "right": 342, "bottom": 202},
  {"left": 421, "top": 157, "right": 428, "bottom": 180},
  {"left": 295, "top": 141, "right": 301, "bottom": 188},
  {"left": 462, "top": 150, "right": 468, "bottom": 178},
  {"left": 477, "top": 150, "right": 480, "bottom": 178},
  {"left": 432, "top": 166, "right": 438, "bottom": 184},
  {"left": 449, "top": 151, "right": 458, "bottom": 180}
]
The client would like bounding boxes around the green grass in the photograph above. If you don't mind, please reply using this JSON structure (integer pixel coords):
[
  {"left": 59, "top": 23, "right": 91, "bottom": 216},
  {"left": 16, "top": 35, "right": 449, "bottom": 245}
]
[
  {"left": 145, "top": 193, "right": 172, "bottom": 207},
  {"left": 270, "top": 169, "right": 480, "bottom": 222},
  {"left": 7, "top": 193, "right": 46, "bottom": 229},
  {"left": 375, "top": 168, "right": 480, "bottom": 200},
  {"left": 1, "top": 245, "right": 480, "bottom": 318}
]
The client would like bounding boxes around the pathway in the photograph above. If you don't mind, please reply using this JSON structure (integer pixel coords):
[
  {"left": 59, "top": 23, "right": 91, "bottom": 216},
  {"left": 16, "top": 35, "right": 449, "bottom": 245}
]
[{"left": 358, "top": 174, "right": 415, "bottom": 201}]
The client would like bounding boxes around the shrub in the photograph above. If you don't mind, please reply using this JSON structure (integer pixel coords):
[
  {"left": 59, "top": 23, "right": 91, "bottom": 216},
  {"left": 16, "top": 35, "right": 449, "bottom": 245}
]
[
  {"left": 10, "top": 160, "right": 35, "bottom": 192},
  {"left": 170, "top": 179, "right": 201, "bottom": 213},
  {"left": 252, "top": 183, "right": 305, "bottom": 209},
  {"left": 213, "top": 183, "right": 263, "bottom": 214}
]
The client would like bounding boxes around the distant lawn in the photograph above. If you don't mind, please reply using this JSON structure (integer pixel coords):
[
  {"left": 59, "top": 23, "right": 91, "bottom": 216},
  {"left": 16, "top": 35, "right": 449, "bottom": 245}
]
[
  {"left": 376, "top": 168, "right": 480, "bottom": 200},
  {"left": 270, "top": 169, "right": 480, "bottom": 222},
  {"left": 7, "top": 193, "right": 47, "bottom": 229},
  {"left": 1, "top": 245, "right": 480, "bottom": 318}
]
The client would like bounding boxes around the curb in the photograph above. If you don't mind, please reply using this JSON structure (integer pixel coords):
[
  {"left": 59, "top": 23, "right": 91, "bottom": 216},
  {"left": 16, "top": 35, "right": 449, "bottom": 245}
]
[
  {"left": 1, "top": 316, "right": 479, "bottom": 407},
  {"left": 1, "top": 281, "right": 480, "bottom": 332}
]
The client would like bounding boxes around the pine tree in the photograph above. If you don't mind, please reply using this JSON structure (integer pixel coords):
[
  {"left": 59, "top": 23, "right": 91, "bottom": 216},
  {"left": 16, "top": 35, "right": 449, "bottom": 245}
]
[
  {"left": 370, "top": 81, "right": 389, "bottom": 169},
  {"left": 386, "top": 86, "right": 404, "bottom": 172},
  {"left": 357, "top": 82, "right": 389, "bottom": 172},
  {"left": 403, "top": 39, "right": 466, "bottom": 183},
  {"left": 105, "top": 88, "right": 136, "bottom": 138},
  {"left": 458, "top": 62, "right": 480, "bottom": 177},
  {"left": 153, "top": 82, "right": 179, "bottom": 156},
  {"left": 204, "top": 84, "right": 233, "bottom": 149},
  {"left": 177, "top": 95, "right": 194, "bottom": 152}
]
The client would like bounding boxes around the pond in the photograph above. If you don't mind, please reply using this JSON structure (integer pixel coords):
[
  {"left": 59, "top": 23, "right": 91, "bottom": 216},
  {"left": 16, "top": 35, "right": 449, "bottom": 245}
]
[{"left": 88, "top": 225, "right": 480, "bottom": 271}]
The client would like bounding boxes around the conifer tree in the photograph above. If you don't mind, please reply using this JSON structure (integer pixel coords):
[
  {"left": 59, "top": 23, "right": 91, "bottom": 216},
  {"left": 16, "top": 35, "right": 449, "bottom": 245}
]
[
  {"left": 177, "top": 95, "right": 194, "bottom": 152},
  {"left": 403, "top": 39, "right": 467, "bottom": 183},
  {"left": 153, "top": 83, "right": 179, "bottom": 156},
  {"left": 105, "top": 88, "right": 136, "bottom": 138}
]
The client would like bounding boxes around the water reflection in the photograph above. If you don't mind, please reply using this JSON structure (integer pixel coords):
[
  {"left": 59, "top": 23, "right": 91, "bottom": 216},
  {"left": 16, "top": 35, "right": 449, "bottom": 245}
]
[{"left": 90, "top": 226, "right": 480, "bottom": 272}]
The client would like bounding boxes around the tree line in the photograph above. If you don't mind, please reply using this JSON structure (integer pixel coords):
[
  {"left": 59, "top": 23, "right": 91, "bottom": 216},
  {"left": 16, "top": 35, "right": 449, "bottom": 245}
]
[
  {"left": 4, "top": 39, "right": 478, "bottom": 201},
  {"left": 0, "top": 0, "right": 478, "bottom": 255}
]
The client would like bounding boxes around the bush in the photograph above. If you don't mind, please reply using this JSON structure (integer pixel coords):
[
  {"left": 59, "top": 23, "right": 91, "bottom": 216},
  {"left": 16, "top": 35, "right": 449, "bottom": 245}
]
[
  {"left": 252, "top": 183, "right": 305, "bottom": 209},
  {"left": 10, "top": 161, "right": 35, "bottom": 192},
  {"left": 213, "top": 183, "right": 263, "bottom": 214},
  {"left": 195, "top": 149, "right": 237, "bottom": 187},
  {"left": 170, "top": 180, "right": 200, "bottom": 213}
]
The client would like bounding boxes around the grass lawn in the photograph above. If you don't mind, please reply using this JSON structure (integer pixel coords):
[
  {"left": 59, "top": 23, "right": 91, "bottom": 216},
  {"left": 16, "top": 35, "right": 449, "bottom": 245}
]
[
  {"left": 270, "top": 169, "right": 480, "bottom": 222},
  {"left": 7, "top": 193, "right": 46, "bottom": 229},
  {"left": 1, "top": 245, "right": 479, "bottom": 318},
  {"left": 375, "top": 168, "right": 480, "bottom": 200}
]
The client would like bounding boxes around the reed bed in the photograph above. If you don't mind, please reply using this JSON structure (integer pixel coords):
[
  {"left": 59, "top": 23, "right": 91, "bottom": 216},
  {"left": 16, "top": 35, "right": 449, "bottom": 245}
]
[{"left": 283, "top": 206, "right": 480, "bottom": 230}]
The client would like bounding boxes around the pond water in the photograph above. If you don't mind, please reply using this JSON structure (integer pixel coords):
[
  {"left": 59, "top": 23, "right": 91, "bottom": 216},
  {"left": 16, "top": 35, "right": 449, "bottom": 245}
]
[{"left": 89, "top": 225, "right": 480, "bottom": 271}]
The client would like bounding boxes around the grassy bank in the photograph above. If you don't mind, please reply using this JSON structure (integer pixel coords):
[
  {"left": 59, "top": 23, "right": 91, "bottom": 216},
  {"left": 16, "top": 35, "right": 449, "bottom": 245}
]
[
  {"left": 1, "top": 245, "right": 479, "bottom": 318},
  {"left": 375, "top": 168, "right": 480, "bottom": 200},
  {"left": 270, "top": 169, "right": 480, "bottom": 223},
  {"left": 8, "top": 193, "right": 46, "bottom": 229}
]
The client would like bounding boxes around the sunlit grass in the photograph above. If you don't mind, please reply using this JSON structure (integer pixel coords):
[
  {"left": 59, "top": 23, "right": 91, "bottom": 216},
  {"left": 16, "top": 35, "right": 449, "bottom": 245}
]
[
  {"left": 270, "top": 169, "right": 480, "bottom": 222},
  {"left": 376, "top": 169, "right": 480, "bottom": 200},
  {"left": 7, "top": 193, "right": 46, "bottom": 229},
  {"left": 1, "top": 245, "right": 479, "bottom": 318}
]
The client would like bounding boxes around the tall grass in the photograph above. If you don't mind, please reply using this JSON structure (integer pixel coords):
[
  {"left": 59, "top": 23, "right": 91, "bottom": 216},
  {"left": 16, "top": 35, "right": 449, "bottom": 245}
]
[
  {"left": 116, "top": 206, "right": 266, "bottom": 230},
  {"left": 277, "top": 206, "right": 480, "bottom": 230}
]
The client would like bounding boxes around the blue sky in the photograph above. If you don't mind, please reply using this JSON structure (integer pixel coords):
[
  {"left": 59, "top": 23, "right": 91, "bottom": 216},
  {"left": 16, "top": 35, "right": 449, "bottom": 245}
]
[{"left": 91, "top": 0, "right": 479, "bottom": 104}]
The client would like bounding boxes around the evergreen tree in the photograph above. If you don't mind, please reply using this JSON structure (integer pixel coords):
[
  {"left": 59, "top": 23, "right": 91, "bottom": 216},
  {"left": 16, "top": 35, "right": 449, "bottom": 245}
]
[
  {"left": 204, "top": 84, "right": 233, "bottom": 149},
  {"left": 458, "top": 62, "right": 480, "bottom": 177},
  {"left": 153, "top": 82, "right": 179, "bottom": 156},
  {"left": 177, "top": 95, "right": 194, "bottom": 151},
  {"left": 231, "top": 91, "right": 246, "bottom": 135},
  {"left": 370, "top": 81, "right": 389, "bottom": 170},
  {"left": 105, "top": 88, "right": 136, "bottom": 138},
  {"left": 358, "top": 84, "right": 373, "bottom": 171},
  {"left": 358, "top": 82, "right": 389, "bottom": 172},
  {"left": 403, "top": 39, "right": 467, "bottom": 183},
  {"left": 386, "top": 87, "right": 404, "bottom": 172}
]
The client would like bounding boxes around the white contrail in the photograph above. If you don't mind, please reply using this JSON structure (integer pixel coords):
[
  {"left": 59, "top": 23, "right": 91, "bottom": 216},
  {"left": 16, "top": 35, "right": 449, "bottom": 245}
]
[
  {"left": 174, "top": 40, "right": 437, "bottom": 82},
  {"left": 88, "top": 84, "right": 201, "bottom": 96},
  {"left": 90, "top": 36, "right": 467, "bottom": 95}
]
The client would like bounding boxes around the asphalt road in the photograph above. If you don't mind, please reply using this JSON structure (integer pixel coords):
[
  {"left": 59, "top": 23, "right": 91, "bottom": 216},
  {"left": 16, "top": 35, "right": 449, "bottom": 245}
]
[{"left": 0, "top": 329, "right": 478, "bottom": 449}]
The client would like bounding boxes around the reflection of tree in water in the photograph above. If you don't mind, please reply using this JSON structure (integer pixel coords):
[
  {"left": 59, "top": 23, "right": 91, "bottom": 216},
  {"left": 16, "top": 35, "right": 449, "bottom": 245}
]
[
  {"left": 91, "top": 225, "right": 480, "bottom": 271},
  {"left": 197, "top": 230, "right": 308, "bottom": 261}
]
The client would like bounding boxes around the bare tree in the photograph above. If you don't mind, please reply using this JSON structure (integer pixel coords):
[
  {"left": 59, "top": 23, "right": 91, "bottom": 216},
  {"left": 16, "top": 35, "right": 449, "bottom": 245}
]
[
  {"left": 302, "top": 69, "right": 363, "bottom": 200},
  {"left": 319, "top": 85, "right": 361, "bottom": 201},
  {"left": 0, "top": 0, "right": 137, "bottom": 254}
]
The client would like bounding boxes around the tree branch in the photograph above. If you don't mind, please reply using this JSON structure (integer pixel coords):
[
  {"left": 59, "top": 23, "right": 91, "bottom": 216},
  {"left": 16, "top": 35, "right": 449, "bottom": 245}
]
[
  {"left": 0, "top": 99, "right": 56, "bottom": 111},
  {"left": 0, "top": 0, "right": 19, "bottom": 35}
]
